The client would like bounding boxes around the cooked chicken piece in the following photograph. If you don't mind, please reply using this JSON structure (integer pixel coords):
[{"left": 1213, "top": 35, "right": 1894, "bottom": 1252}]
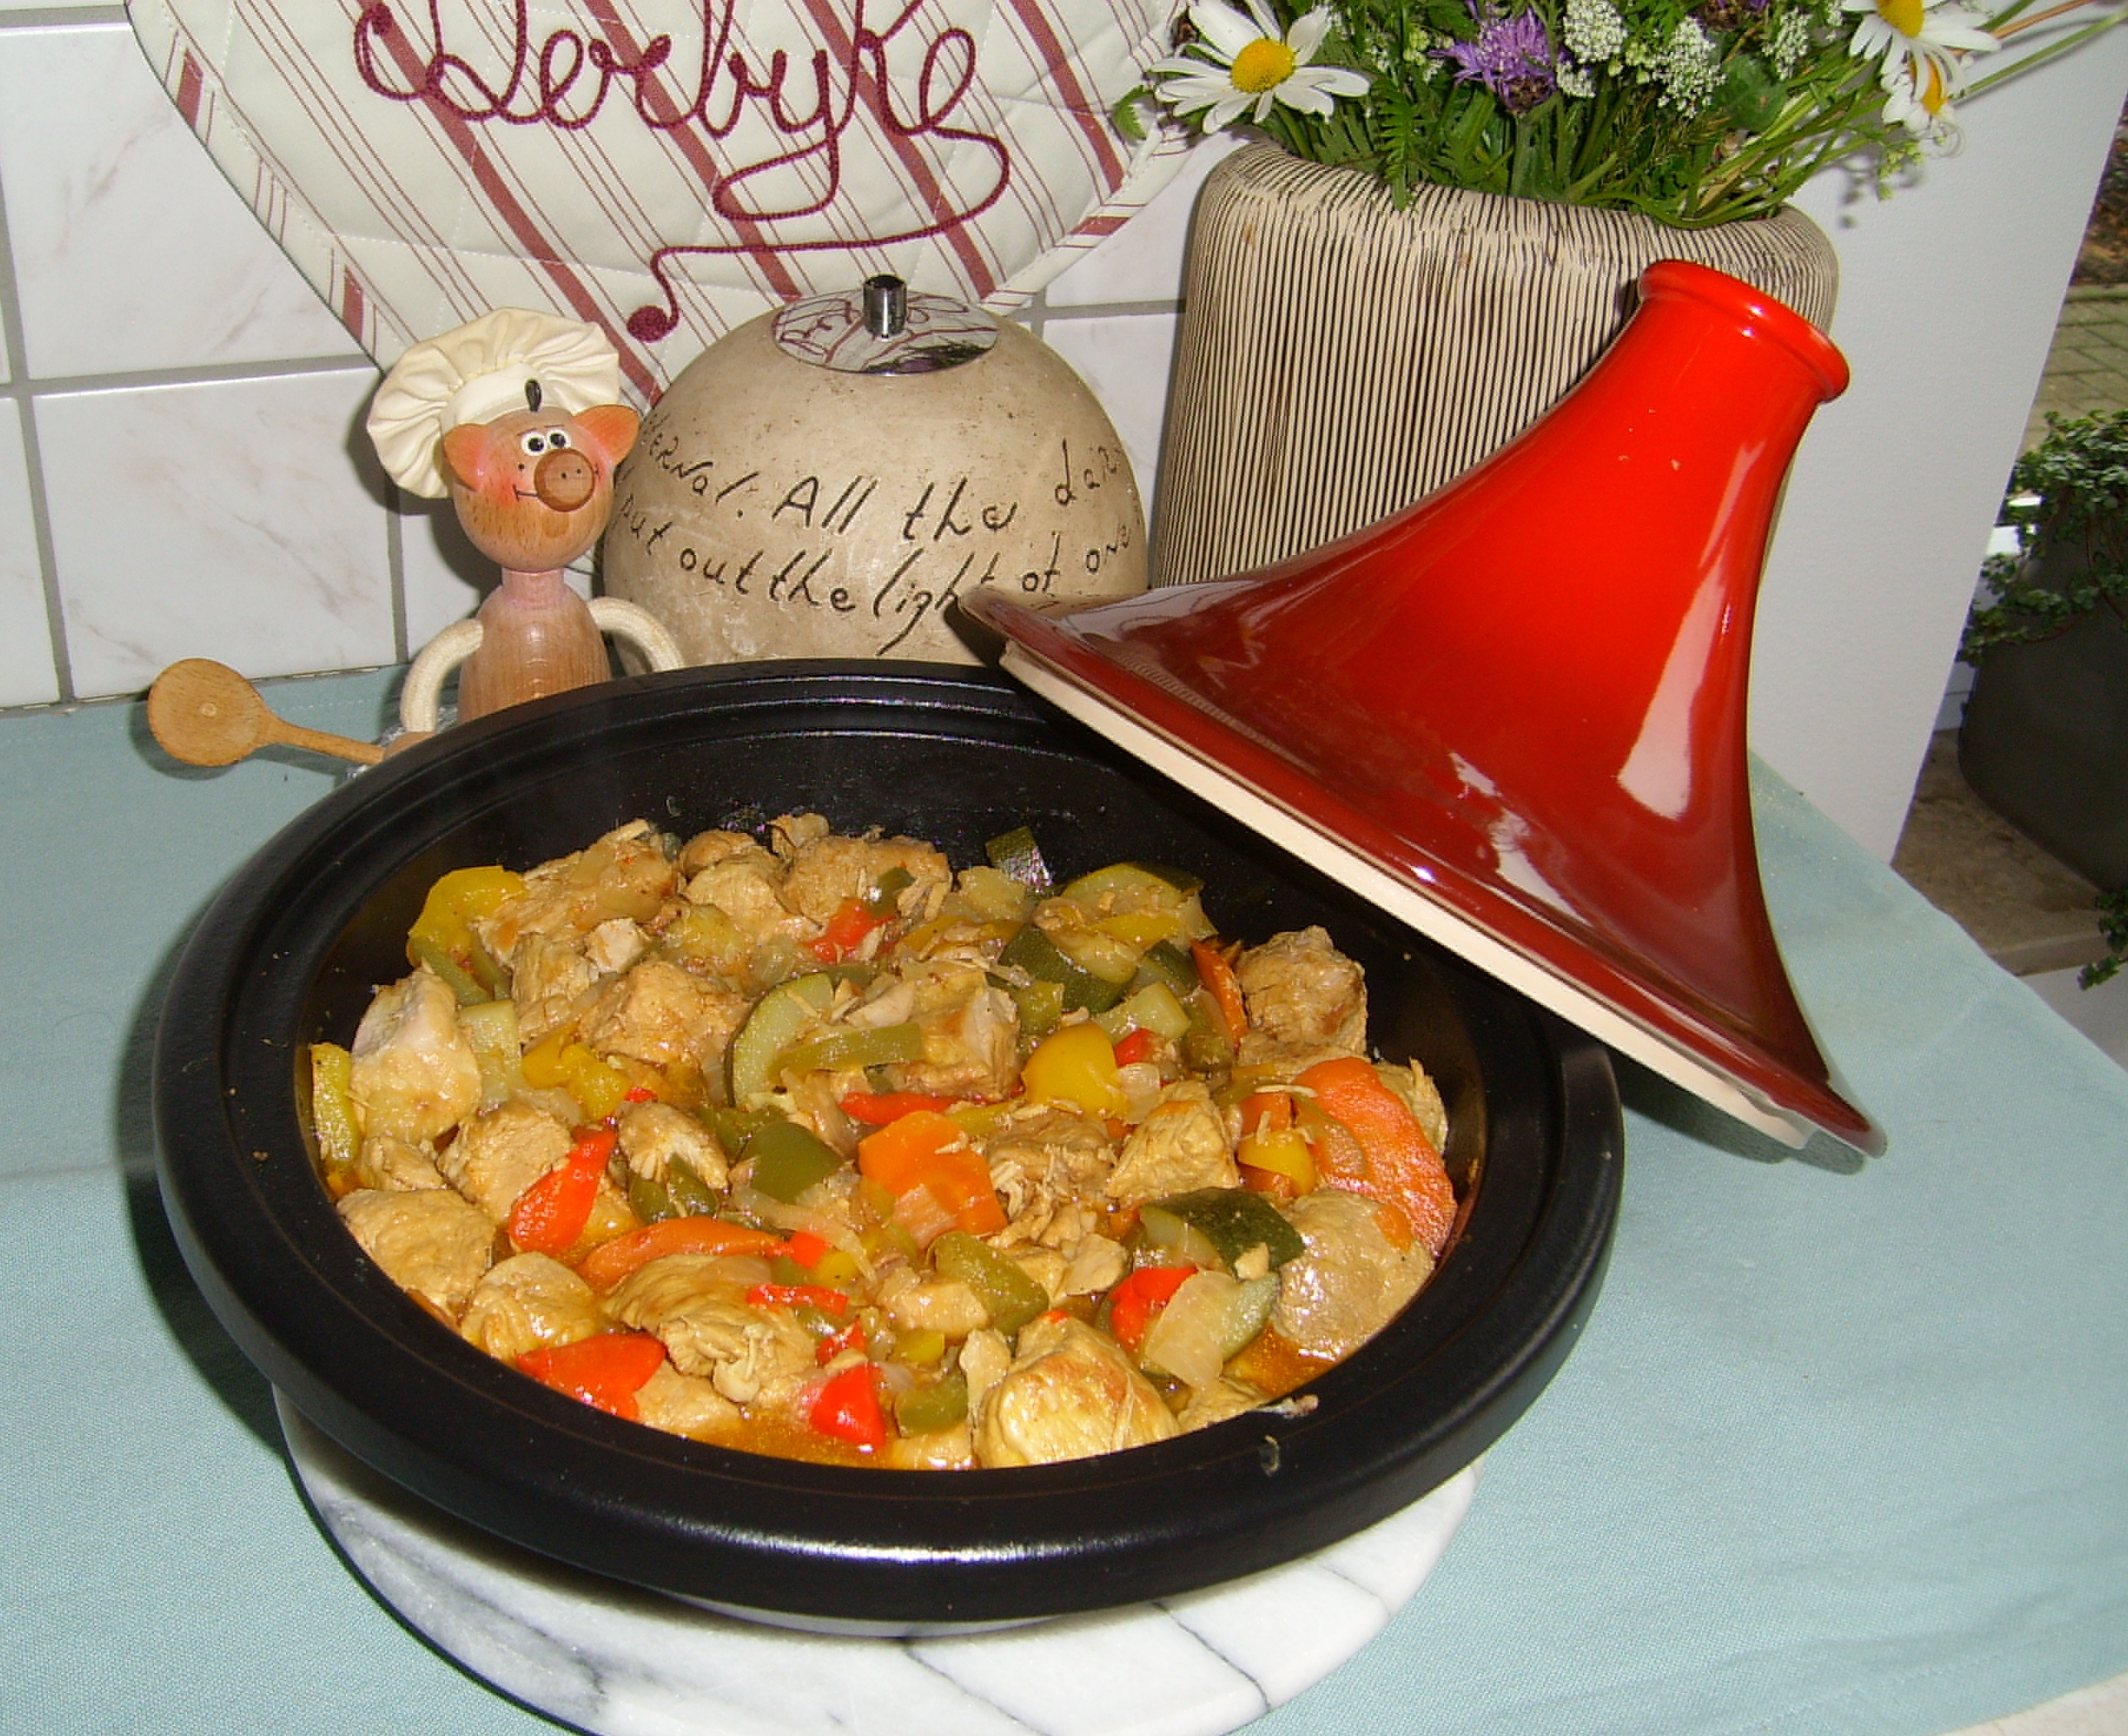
[
  {"left": 507, "top": 930, "right": 610, "bottom": 1046},
  {"left": 676, "top": 829, "right": 759, "bottom": 878},
  {"left": 1273, "top": 1188, "right": 1434, "bottom": 1361},
  {"left": 349, "top": 968, "right": 484, "bottom": 1144},
  {"left": 353, "top": 1133, "right": 449, "bottom": 1193},
  {"left": 606, "top": 1255, "right": 816, "bottom": 1408},
  {"left": 887, "top": 1423, "right": 977, "bottom": 1471},
  {"left": 1058, "top": 1233, "right": 1129, "bottom": 1298},
  {"left": 1234, "top": 1035, "right": 1370, "bottom": 1075},
  {"left": 1009, "top": 1247, "right": 1068, "bottom": 1305},
  {"left": 459, "top": 1252, "right": 605, "bottom": 1364},
  {"left": 338, "top": 1188, "right": 495, "bottom": 1315},
  {"left": 958, "top": 1327, "right": 1012, "bottom": 1408},
  {"left": 682, "top": 846, "right": 811, "bottom": 945},
  {"left": 972, "top": 1315, "right": 1180, "bottom": 1467},
  {"left": 766, "top": 812, "right": 831, "bottom": 858},
  {"left": 878, "top": 960, "right": 1019, "bottom": 1100},
  {"left": 1179, "top": 1376, "right": 1269, "bottom": 1433},
  {"left": 884, "top": 1277, "right": 991, "bottom": 1338},
  {"left": 1236, "top": 927, "right": 1368, "bottom": 1055},
  {"left": 1375, "top": 1060, "right": 1449, "bottom": 1154},
  {"left": 579, "top": 959, "right": 751, "bottom": 1071},
  {"left": 476, "top": 821, "right": 677, "bottom": 953},
  {"left": 634, "top": 1361, "right": 742, "bottom": 1440},
  {"left": 440, "top": 1101, "right": 574, "bottom": 1222},
  {"left": 583, "top": 916, "right": 649, "bottom": 974},
  {"left": 777, "top": 830, "right": 952, "bottom": 926},
  {"left": 1105, "top": 1081, "right": 1239, "bottom": 1205},
  {"left": 617, "top": 1100, "right": 728, "bottom": 1188}
]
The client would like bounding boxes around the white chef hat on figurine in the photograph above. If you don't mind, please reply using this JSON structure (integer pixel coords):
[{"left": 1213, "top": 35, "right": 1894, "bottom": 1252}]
[{"left": 366, "top": 308, "right": 622, "bottom": 500}]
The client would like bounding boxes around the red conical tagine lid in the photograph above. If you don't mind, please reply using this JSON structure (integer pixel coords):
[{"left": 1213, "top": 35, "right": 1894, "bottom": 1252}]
[{"left": 969, "top": 260, "right": 1880, "bottom": 1155}]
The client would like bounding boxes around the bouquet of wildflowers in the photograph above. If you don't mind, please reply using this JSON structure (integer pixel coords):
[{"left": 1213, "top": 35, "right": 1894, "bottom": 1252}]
[{"left": 1130, "top": 0, "right": 2123, "bottom": 224}]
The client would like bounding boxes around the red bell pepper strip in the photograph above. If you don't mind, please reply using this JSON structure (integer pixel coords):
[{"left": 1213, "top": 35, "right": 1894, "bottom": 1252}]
[
  {"left": 839, "top": 1089, "right": 961, "bottom": 1126},
  {"left": 810, "top": 1363, "right": 888, "bottom": 1451},
  {"left": 747, "top": 1282, "right": 852, "bottom": 1318},
  {"left": 517, "top": 1331, "right": 667, "bottom": 1421},
  {"left": 785, "top": 1229, "right": 831, "bottom": 1270},
  {"left": 815, "top": 1318, "right": 868, "bottom": 1365},
  {"left": 1190, "top": 942, "right": 1249, "bottom": 1047},
  {"left": 575, "top": 1216, "right": 788, "bottom": 1291},
  {"left": 1112, "top": 1027, "right": 1160, "bottom": 1068},
  {"left": 506, "top": 1127, "right": 616, "bottom": 1255},
  {"left": 1295, "top": 1057, "right": 1456, "bottom": 1257},
  {"left": 808, "top": 896, "right": 886, "bottom": 963},
  {"left": 1106, "top": 1265, "right": 1194, "bottom": 1354}
]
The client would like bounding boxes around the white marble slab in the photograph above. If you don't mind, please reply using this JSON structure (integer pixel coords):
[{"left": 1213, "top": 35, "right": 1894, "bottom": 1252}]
[
  {"left": 0, "top": 22, "right": 355, "bottom": 380},
  {"left": 40, "top": 370, "right": 395, "bottom": 697},
  {"left": 281, "top": 1397, "right": 1477, "bottom": 1736}
]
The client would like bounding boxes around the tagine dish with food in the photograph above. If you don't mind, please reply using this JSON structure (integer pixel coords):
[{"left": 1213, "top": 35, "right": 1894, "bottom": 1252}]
[{"left": 313, "top": 812, "right": 1460, "bottom": 1472}]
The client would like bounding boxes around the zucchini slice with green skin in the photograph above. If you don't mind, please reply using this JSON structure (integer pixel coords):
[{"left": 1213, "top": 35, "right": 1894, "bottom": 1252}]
[
  {"left": 1143, "top": 1188, "right": 1306, "bottom": 1270},
  {"left": 983, "top": 825, "right": 1054, "bottom": 894},
  {"left": 729, "top": 972, "right": 838, "bottom": 1102},
  {"left": 996, "top": 924, "right": 1126, "bottom": 1015}
]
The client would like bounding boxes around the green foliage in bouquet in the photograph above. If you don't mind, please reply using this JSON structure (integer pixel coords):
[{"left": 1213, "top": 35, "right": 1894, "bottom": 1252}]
[{"left": 1125, "top": 0, "right": 2122, "bottom": 226}]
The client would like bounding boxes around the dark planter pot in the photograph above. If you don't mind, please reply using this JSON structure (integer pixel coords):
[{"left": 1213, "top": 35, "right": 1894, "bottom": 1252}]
[{"left": 1959, "top": 589, "right": 2128, "bottom": 893}]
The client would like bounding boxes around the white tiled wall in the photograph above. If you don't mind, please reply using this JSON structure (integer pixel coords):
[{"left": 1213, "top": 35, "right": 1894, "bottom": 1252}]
[{"left": 0, "top": 7, "right": 1214, "bottom": 709}]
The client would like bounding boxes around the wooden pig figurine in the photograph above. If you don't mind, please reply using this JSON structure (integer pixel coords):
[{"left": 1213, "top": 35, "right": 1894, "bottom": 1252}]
[{"left": 367, "top": 310, "right": 680, "bottom": 737}]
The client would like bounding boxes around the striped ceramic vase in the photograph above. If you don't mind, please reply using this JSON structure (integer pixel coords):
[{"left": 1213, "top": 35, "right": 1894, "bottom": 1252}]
[{"left": 1150, "top": 144, "right": 1839, "bottom": 587}]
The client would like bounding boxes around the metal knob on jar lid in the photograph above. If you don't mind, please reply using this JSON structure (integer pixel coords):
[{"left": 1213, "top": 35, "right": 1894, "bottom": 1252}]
[{"left": 770, "top": 275, "right": 998, "bottom": 375}]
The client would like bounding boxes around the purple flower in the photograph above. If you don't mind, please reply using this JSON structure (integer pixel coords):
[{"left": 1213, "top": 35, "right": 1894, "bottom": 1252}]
[{"left": 1437, "top": 6, "right": 1559, "bottom": 115}]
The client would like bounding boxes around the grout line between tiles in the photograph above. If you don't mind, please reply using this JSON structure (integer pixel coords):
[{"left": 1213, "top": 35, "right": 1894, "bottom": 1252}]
[
  {"left": 13, "top": 352, "right": 374, "bottom": 398},
  {"left": 1041, "top": 299, "right": 1183, "bottom": 321},
  {"left": 0, "top": 136, "right": 71, "bottom": 701},
  {"left": 0, "top": 6, "right": 127, "bottom": 27}
]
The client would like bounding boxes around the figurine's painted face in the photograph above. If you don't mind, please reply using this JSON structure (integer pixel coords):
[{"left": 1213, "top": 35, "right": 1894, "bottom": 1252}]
[{"left": 441, "top": 403, "right": 640, "bottom": 572}]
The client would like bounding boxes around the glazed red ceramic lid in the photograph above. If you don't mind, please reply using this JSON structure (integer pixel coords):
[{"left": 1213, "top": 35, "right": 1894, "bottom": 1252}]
[{"left": 968, "top": 260, "right": 1882, "bottom": 1157}]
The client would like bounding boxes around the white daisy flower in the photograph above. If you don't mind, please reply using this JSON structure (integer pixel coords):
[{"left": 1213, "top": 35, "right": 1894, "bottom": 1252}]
[
  {"left": 1842, "top": 0, "right": 1998, "bottom": 131},
  {"left": 1149, "top": 0, "right": 1373, "bottom": 129}
]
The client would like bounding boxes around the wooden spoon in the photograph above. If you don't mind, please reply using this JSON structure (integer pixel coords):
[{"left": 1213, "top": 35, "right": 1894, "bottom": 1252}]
[{"left": 148, "top": 658, "right": 385, "bottom": 768}]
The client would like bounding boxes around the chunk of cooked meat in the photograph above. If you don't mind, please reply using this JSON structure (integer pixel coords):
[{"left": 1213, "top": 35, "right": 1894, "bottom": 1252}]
[
  {"left": 882, "top": 1276, "right": 991, "bottom": 1338},
  {"left": 337, "top": 1188, "right": 495, "bottom": 1315},
  {"left": 1179, "top": 1375, "right": 1268, "bottom": 1432},
  {"left": 777, "top": 830, "right": 951, "bottom": 926},
  {"left": 887, "top": 1422, "right": 977, "bottom": 1471},
  {"left": 582, "top": 916, "right": 648, "bottom": 974},
  {"left": 972, "top": 1315, "right": 1180, "bottom": 1467},
  {"left": 1273, "top": 1188, "right": 1433, "bottom": 1361},
  {"left": 606, "top": 1254, "right": 815, "bottom": 1408},
  {"left": 984, "top": 1107, "right": 1117, "bottom": 1246},
  {"left": 617, "top": 1100, "right": 728, "bottom": 1187},
  {"left": 1375, "top": 1060, "right": 1449, "bottom": 1154},
  {"left": 439, "top": 1101, "right": 574, "bottom": 1222},
  {"left": 505, "top": 931, "right": 609, "bottom": 1046},
  {"left": 578, "top": 959, "right": 750, "bottom": 1071},
  {"left": 459, "top": 1252, "right": 605, "bottom": 1363},
  {"left": 682, "top": 847, "right": 810, "bottom": 945},
  {"left": 675, "top": 829, "right": 758, "bottom": 878},
  {"left": 1105, "top": 1081, "right": 1238, "bottom": 1204},
  {"left": 878, "top": 959, "right": 1019, "bottom": 1100},
  {"left": 1236, "top": 927, "right": 1367, "bottom": 1055},
  {"left": 477, "top": 821, "right": 677, "bottom": 953},
  {"left": 353, "top": 1133, "right": 448, "bottom": 1193},
  {"left": 633, "top": 1361, "right": 742, "bottom": 1440},
  {"left": 349, "top": 968, "right": 484, "bottom": 1144}
]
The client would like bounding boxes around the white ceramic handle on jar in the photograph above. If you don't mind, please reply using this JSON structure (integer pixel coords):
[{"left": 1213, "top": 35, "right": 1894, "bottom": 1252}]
[
  {"left": 399, "top": 620, "right": 485, "bottom": 736},
  {"left": 589, "top": 597, "right": 686, "bottom": 672}
]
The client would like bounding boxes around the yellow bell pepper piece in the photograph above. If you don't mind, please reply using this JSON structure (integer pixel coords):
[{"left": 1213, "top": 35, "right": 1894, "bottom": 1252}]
[
  {"left": 1238, "top": 1126, "right": 1317, "bottom": 1191},
  {"left": 1021, "top": 1021, "right": 1126, "bottom": 1117},
  {"left": 562, "top": 1043, "right": 632, "bottom": 1123},
  {"left": 407, "top": 866, "right": 524, "bottom": 966},
  {"left": 308, "top": 1043, "right": 362, "bottom": 1177}
]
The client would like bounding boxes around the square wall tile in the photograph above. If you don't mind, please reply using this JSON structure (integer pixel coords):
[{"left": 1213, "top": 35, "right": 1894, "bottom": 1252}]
[
  {"left": 0, "top": 409, "right": 57, "bottom": 706},
  {"left": 1045, "top": 136, "right": 1241, "bottom": 309},
  {"left": 0, "top": 22, "right": 356, "bottom": 380},
  {"left": 1044, "top": 313, "right": 1180, "bottom": 513},
  {"left": 41, "top": 368, "right": 395, "bottom": 697}
]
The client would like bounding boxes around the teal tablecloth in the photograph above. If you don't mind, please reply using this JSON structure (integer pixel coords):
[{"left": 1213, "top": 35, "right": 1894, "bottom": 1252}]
[{"left": 3, "top": 670, "right": 2125, "bottom": 1736}]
